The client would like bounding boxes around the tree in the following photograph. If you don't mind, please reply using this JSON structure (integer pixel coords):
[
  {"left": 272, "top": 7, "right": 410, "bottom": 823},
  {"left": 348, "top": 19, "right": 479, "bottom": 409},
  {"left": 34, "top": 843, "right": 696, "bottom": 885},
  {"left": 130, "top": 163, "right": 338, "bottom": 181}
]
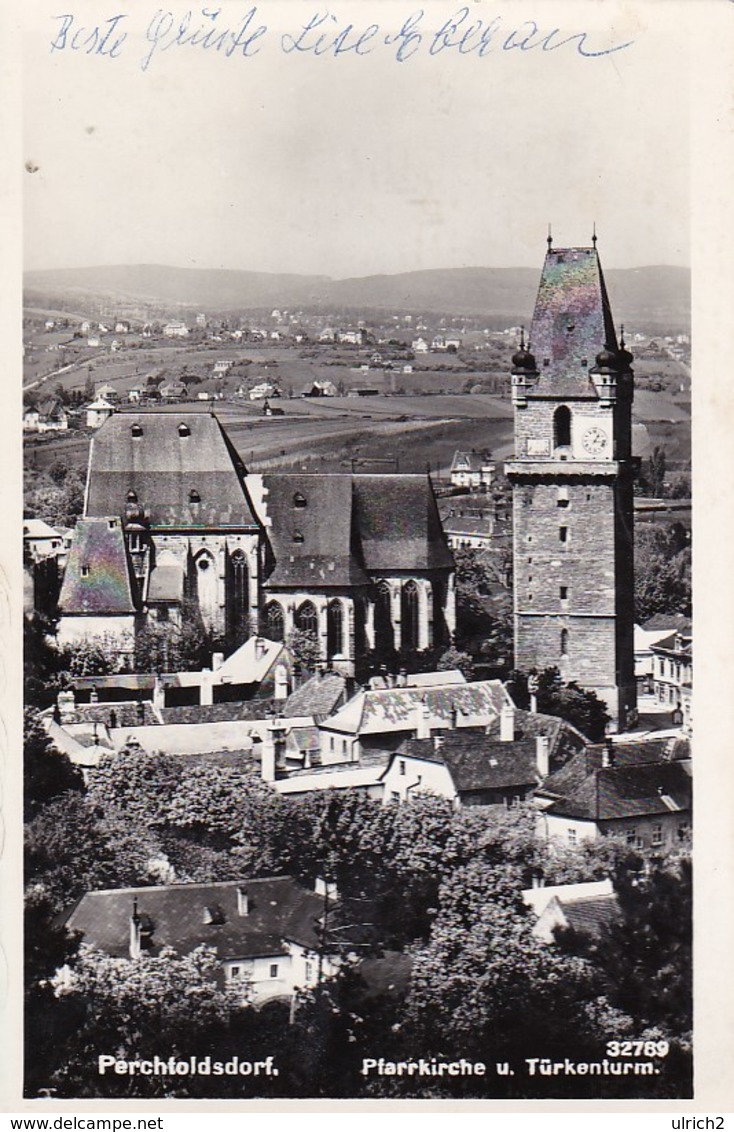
[
  {"left": 87, "top": 747, "right": 183, "bottom": 833},
  {"left": 509, "top": 667, "right": 610, "bottom": 741},
  {"left": 437, "top": 646, "right": 475, "bottom": 680},
  {"left": 61, "top": 634, "right": 121, "bottom": 677},
  {"left": 635, "top": 524, "right": 691, "bottom": 622},
  {"left": 286, "top": 628, "right": 321, "bottom": 673},
  {"left": 24, "top": 706, "right": 84, "bottom": 820}
]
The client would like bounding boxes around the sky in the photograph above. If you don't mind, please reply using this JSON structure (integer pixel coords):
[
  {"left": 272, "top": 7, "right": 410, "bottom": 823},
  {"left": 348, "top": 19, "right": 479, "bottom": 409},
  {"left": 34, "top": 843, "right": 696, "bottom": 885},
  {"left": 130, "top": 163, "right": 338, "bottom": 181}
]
[{"left": 22, "top": 0, "right": 692, "bottom": 276}]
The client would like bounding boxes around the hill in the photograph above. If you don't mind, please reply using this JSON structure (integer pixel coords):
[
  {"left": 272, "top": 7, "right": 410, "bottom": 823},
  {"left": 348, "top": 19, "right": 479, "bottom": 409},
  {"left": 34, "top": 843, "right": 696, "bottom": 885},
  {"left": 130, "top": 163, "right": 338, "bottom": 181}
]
[{"left": 23, "top": 262, "right": 690, "bottom": 331}]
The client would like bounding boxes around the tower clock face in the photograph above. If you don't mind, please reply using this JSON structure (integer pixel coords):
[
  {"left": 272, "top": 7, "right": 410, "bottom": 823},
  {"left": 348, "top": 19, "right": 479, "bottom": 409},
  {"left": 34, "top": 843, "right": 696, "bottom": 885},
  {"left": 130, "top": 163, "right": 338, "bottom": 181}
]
[{"left": 581, "top": 426, "right": 609, "bottom": 455}]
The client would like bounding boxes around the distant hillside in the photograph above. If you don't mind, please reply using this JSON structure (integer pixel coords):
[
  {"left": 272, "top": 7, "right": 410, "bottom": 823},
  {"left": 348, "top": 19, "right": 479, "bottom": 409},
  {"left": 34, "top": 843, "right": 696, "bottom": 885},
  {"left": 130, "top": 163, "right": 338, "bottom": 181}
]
[{"left": 23, "top": 262, "right": 690, "bottom": 331}]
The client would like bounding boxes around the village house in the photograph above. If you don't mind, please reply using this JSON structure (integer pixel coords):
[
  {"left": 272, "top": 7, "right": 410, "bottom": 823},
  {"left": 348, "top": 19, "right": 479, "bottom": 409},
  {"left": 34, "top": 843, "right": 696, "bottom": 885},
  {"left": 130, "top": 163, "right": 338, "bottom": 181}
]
[
  {"left": 650, "top": 627, "right": 692, "bottom": 710},
  {"left": 95, "top": 383, "right": 118, "bottom": 402},
  {"left": 450, "top": 451, "right": 494, "bottom": 492},
  {"left": 58, "top": 876, "right": 340, "bottom": 1006},
  {"left": 521, "top": 879, "right": 619, "bottom": 943},
  {"left": 534, "top": 738, "right": 692, "bottom": 850},
  {"left": 23, "top": 398, "right": 69, "bottom": 433},
  {"left": 163, "top": 321, "right": 190, "bottom": 338},
  {"left": 85, "top": 397, "right": 115, "bottom": 429},
  {"left": 160, "top": 380, "right": 189, "bottom": 401}
]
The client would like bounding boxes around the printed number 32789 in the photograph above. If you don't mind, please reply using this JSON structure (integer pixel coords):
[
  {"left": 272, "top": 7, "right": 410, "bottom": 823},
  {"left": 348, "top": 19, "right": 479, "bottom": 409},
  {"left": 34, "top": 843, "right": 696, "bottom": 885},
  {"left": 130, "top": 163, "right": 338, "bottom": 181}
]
[{"left": 606, "top": 1041, "right": 670, "bottom": 1058}]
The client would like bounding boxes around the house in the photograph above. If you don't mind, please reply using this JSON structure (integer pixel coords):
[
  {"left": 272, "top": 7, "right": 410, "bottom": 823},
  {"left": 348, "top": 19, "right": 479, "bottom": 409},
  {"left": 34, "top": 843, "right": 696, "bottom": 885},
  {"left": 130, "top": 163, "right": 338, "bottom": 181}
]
[
  {"left": 534, "top": 738, "right": 692, "bottom": 850},
  {"left": 95, "top": 383, "right": 118, "bottom": 402},
  {"left": 163, "top": 321, "right": 189, "bottom": 338},
  {"left": 521, "top": 879, "right": 619, "bottom": 943},
  {"left": 56, "top": 516, "right": 138, "bottom": 660},
  {"left": 450, "top": 451, "right": 494, "bottom": 491},
  {"left": 23, "top": 399, "right": 69, "bottom": 433},
  {"left": 318, "top": 327, "right": 336, "bottom": 343},
  {"left": 87, "top": 336, "right": 101, "bottom": 348},
  {"left": 337, "top": 329, "right": 365, "bottom": 346},
  {"left": 115, "top": 320, "right": 131, "bottom": 334},
  {"left": 160, "top": 380, "right": 188, "bottom": 401},
  {"left": 635, "top": 614, "right": 692, "bottom": 689},
  {"left": 58, "top": 412, "right": 455, "bottom": 673},
  {"left": 85, "top": 397, "right": 115, "bottom": 429},
  {"left": 317, "top": 679, "right": 511, "bottom": 766},
  {"left": 442, "top": 515, "right": 495, "bottom": 550},
  {"left": 213, "top": 359, "right": 234, "bottom": 376},
  {"left": 381, "top": 706, "right": 586, "bottom": 807},
  {"left": 263, "top": 401, "right": 285, "bottom": 417},
  {"left": 650, "top": 628, "right": 692, "bottom": 709},
  {"left": 300, "top": 380, "right": 337, "bottom": 398},
  {"left": 411, "top": 338, "right": 429, "bottom": 354},
  {"left": 57, "top": 876, "right": 340, "bottom": 1006},
  {"left": 249, "top": 382, "right": 276, "bottom": 401},
  {"left": 23, "top": 519, "right": 64, "bottom": 561},
  {"left": 127, "top": 386, "right": 145, "bottom": 404}
]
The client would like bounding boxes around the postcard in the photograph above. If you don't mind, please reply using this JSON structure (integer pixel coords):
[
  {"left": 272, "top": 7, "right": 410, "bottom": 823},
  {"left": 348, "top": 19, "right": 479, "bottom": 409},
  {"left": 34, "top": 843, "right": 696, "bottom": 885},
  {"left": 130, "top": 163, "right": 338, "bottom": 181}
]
[{"left": 4, "top": 0, "right": 733, "bottom": 1118}]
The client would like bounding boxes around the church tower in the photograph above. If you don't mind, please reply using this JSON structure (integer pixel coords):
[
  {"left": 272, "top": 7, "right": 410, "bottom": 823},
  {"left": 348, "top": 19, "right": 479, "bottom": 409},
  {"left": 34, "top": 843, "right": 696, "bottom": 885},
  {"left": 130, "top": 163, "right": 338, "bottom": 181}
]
[{"left": 505, "top": 238, "right": 637, "bottom": 730}]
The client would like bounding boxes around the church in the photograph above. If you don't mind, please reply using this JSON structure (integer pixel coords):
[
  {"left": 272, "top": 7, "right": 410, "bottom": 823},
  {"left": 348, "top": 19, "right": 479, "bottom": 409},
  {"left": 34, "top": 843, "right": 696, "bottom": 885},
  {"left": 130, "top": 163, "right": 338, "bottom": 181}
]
[
  {"left": 505, "top": 237, "right": 638, "bottom": 730},
  {"left": 57, "top": 411, "right": 456, "bottom": 675}
]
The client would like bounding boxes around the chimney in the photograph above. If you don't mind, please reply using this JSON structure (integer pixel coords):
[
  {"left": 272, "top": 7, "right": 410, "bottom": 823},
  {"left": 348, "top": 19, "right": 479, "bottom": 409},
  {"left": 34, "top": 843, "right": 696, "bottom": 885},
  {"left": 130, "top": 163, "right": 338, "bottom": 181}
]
[
  {"left": 602, "top": 738, "right": 615, "bottom": 768},
  {"left": 261, "top": 731, "right": 276, "bottom": 782},
  {"left": 274, "top": 663, "right": 288, "bottom": 700},
  {"left": 152, "top": 674, "right": 165, "bottom": 711},
  {"left": 500, "top": 703, "right": 515, "bottom": 742},
  {"left": 199, "top": 667, "right": 213, "bottom": 706},
  {"left": 236, "top": 886, "right": 249, "bottom": 916},
  {"left": 415, "top": 696, "right": 431, "bottom": 740},
  {"left": 536, "top": 735, "right": 550, "bottom": 778},
  {"left": 255, "top": 636, "right": 266, "bottom": 661},
  {"left": 449, "top": 703, "right": 458, "bottom": 730},
  {"left": 261, "top": 715, "right": 287, "bottom": 781},
  {"left": 212, "top": 651, "right": 224, "bottom": 671},
  {"left": 314, "top": 877, "right": 338, "bottom": 902},
  {"left": 129, "top": 899, "right": 142, "bottom": 959}
]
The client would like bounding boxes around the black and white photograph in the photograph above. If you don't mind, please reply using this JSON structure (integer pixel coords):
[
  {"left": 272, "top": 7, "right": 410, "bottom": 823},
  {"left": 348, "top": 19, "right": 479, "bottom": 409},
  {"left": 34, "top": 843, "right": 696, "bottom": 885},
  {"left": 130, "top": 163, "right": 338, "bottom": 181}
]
[{"left": 7, "top": 0, "right": 733, "bottom": 1113}]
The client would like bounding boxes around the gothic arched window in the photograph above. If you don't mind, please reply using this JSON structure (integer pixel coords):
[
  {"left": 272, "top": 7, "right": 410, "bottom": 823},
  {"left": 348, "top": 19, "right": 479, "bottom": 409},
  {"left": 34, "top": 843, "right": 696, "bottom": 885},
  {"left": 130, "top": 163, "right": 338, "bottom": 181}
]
[
  {"left": 295, "top": 600, "right": 318, "bottom": 635},
  {"left": 561, "top": 628, "right": 569, "bottom": 657},
  {"left": 194, "top": 550, "right": 217, "bottom": 628},
  {"left": 327, "top": 600, "right": 344, "bottom": 659},
  {"left": 401, "top": 580, "right": 420, "bottom": 652},
  {"left": 229, "top": 549, "right": 249, "bottom": 641},
  {"left": 553, "top": 406, "right": 572, "bottom": 449},
  {"left": 263, "top": 601, "right": 285, "bottom": 642},
  {"left": 374, "top": 581, "right": 394, "bottom": 654}
]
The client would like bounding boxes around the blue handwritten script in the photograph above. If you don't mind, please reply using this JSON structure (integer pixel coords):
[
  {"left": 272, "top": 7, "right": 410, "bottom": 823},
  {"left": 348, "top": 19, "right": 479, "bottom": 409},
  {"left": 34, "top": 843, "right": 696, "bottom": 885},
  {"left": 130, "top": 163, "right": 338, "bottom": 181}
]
[{"left": 49, "top": 6, "right": 635, "bottom": 70}]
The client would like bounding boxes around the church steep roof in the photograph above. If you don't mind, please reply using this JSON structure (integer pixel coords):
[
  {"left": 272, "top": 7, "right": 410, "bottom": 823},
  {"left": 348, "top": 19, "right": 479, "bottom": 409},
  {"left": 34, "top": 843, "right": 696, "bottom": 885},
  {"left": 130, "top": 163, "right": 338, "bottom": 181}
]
[
  {"left": 352, "top": 475, "right": 454, "bottom": 572},
  {"left": 58, "top": 518, "right": 138, "bottom": 615},
  {"left": 85, "top": 412, "right": 260, "bottom": 529},
  {"left": 261, "top": 473, "right": 453, "bottom": 589},
  {"left": 528, "top": 246, "right": 620, "bottom": 397}
]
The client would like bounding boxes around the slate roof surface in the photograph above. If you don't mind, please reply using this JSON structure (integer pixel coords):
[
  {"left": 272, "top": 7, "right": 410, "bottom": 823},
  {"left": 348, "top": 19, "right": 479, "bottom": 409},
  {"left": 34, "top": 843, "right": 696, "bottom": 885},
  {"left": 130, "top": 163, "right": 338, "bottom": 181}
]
[
  {"left": 529, "top": 247, "right": 621, "bottom": 397},
  {"left": 61, "top": 877, "right": 325, "bottom": 959},
  {"left": 261, "top": 473, "right": 453, "bottom": 588},
  {"left": 640, "top": 613, "right": 692, "bottom": 633},
  {"left": 262, "top": 474, "right": 370, "bottom": 588},
  {"left": 560, "top": 894, "right": 621, "bottom": 936},
  {"left": 538, "top": 738, "right": 690, "bottom": 804},
  {"left": 158, "top": 700, "right": 277, "bottom": 725},
  {"left": 85, "top": 412, "right": 259, "bottom": 529},
  {"left": 71, "top": 702, "right": 159, "bottom": 728},
  {"left": 398, "top": 732, "right": 540, "bottom": 792},
  {"left": 284, "top": 672, "right": 347, "bottom": 718},
  {"left": 544, "top": 757, "right": 691, "bottom": 821},
  {"left": 450, "top": 451, "right": 488, "bottom": 474},
  {"left": 216, "top": 637, "right": 286, "bottom": 684},
  {"left": 58, "top": 518, "right": 138, "bottom": 615}
]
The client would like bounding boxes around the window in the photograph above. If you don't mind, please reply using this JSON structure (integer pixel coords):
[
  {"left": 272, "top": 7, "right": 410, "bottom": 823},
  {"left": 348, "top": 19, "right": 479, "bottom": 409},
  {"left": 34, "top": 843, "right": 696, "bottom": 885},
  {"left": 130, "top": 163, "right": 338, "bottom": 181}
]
[
  {"left": 189, "top": 489, "right": 201, "bottom": 503},
  {"left": 264, "top": 601, "right": 284, "bottom": 642},
  {"left": 81, "top": 565, "right": 90, "bottom": 578},
  {"left": 108, "top": 519, "right": 116, "bottom": 529},
  {"left": 560, "top": 628, "right": 569, "bottom": 656},
  {"left": 528, "top": 575, "right": 533, "bottom": 583},
  {"left": 293, "top": 492, "right": 307, "bottom": 508},
  {"left": 553, "top": 406, "right": 572, "bottom": 448},
  {"left": 557, "top": 498, "right": 569, "bottom": 508},
  {"left": 560, "top": 586, "right": 568, "bottom": 600},
  {"left": 292, "top": 531, "right": 304, "bottom": 544},
  {"left": 230, "top": 965, "right": 240, "bottom": 980},
  {"left": 269, "top": 964, "right": 279, "bottom": 979},
  {"left": 651, "top": 823, "right": 663, "bottom": 847},
  {"left": 391, "top": 791, "right": 400, "bottom": 803},
  {"left": 568, "top": 829, "right": 577, "bottom": 846},
  {"left": 305, "top": 961, "right": 313, "bottom": 982},
  {"left": 559, "top": 526, "right": 568, "bottom": 543},
  {"left": 178, "top": 423, "right": 190, "bottom": 437},
  {"left": 295, "top": 600, "right": 318, "bottom": 635},
  {"left": 327, "top": 600, "right": 344, "bottom": 659},
  {"left": 131, "top": 424, "right": 143, "bottom": 437},
  {"left": 399, "top": 760, "right": 406, "bottom": 776},
  {"left": 401, "top": 580, "right": 420, "bottom": 652},
  {"left": 626, "top": 828, "right": 637, "bottom": 845}
]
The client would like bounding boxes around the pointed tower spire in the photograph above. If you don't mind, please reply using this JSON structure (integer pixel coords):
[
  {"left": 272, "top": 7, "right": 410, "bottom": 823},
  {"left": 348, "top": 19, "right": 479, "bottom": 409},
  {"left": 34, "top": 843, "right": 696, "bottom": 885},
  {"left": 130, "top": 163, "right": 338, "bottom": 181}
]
[
  {"left": 547, "top": 224, "right": 553, "bottom": 251},
  {"left": 592, "top": 222, "right": 597, "bottom": 249}
]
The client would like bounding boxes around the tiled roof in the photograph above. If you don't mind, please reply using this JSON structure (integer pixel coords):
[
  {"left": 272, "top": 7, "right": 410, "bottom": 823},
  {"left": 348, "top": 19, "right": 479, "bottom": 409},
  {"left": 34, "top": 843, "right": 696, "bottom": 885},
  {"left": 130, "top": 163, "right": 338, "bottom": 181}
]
[
  {"left": 561, "top": 894, "right": 621, "bottom": 936},
  {"left": 60, "top": 876, "right": 325, "bottom": 959},
  {"left": 71, "top": 702, "right": 159, "bottom": 728},
  {"left": 85, "top": 412, "right": 260, "bottom": 529},
  {"left": 260, "top": 473, "right": 453, "bottom": 589},
  {"left": 216, "top": 637, "right": 287, "bottom": 684},
  {"left": 158, "top": 700, "right": 277, "bottom": 725},
  {"left": 58, "top": 518, "right": 138, "bottom": 615},
  {"left": 262, "top": 475, "right": 370, "bottom": 588},
  {"left": 23, "top": 519, "right": 61, "bottom": 539},
  {"left": 537, "top": 737, "right": 688, "bottom": 804},
  {"left": 398, "top": 731, "right": 540, "bottom": 792},
  {"left": 450, "top": 451, "right": 486, "bottom": 473},
  {"left": 352, "top": 475, "right": 454, "bottom": 572},
  {"left": 544, "top": 757, "right": 691, "bottom": 822},
  {"left": 529, "top": 247, "right": 620, "bottom": 397},
  {"left": 284, "top": 672, "right": 347, "bottom": 718},
  {"left": 325, "top": 680, "right": 509, "bottom": 736},
  {"left": 641, "top": 613, "right": 692, "bottom": 633}
]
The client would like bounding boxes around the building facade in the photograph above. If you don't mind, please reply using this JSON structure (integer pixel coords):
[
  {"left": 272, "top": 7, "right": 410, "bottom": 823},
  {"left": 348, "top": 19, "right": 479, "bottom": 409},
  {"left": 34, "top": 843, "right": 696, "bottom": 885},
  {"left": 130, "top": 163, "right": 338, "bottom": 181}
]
[{"left": 505, "top": 241, "right": 638, "bottom": 729}]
